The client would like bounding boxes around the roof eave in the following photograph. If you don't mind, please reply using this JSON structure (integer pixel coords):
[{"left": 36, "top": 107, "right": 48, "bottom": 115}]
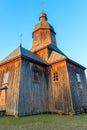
[
  {"left": 0, "top": 56, "right": 21, "bottom": 66},
  {"left": 0, "top": 86, "right": 8, "bottom": 90},
  {"left": 33, "top": 28, "right": 56, "bottom": 35},
  {"left": 48, "top": 57, "right": 66, "bottom": 65},
  {"left": 66, "top": 58, "right": 86, "bottom": 70},
  {"left": 0, "top": 55, "right": 49, "bottom": 67},
  {"left": 21, "top": 55, "right": 49, "bottom": 66}
]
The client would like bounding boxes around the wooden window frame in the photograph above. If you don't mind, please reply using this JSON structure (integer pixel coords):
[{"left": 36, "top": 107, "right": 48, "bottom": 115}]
[
  {"left": 34, "top": 70, "right": 39, "bottom": 81},
  {"left": 53, "top": 72, "right": 58, "bottom": 81},
  {"left": 33, "top": 34, "right": 38, "bottom": 41},
  {"left": 2, "top": 72, "right": 9, "bottom": 85},
  {"left": 76, "top": 73, "right": 81, "bottom": 82}
]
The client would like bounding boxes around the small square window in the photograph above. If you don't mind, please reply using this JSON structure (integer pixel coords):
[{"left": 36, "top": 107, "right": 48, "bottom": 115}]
[
  {"left": 53, "top": 72, "right": 58, "bottom": 81},
  {"left": 34, "top": 71, "right": 39, "bottom": 81}
]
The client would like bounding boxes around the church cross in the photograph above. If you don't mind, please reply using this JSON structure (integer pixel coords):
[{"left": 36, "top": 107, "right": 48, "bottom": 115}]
[
  {"left": 20, "top": 33, "right": 23, "bottom": 45},
  {"left": 42, "top": 1, "right": 45, "bottom": 12}
]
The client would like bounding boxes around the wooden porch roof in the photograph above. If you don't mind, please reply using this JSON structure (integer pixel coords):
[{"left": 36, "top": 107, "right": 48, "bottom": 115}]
[{"left": 0, "top": 86, "right": 8, "bottom": 90}]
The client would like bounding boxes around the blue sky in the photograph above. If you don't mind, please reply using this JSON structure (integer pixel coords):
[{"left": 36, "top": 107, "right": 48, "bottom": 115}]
[{"left": 0, "top": 0, "right": 87, "bottom": 78}]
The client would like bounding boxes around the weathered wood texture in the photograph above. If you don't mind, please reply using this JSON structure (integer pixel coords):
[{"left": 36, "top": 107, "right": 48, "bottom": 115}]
[
  {"left": 36, "top": 48, "right": 49, "bottom": 61},
  {"left": 67, "top": 62, "right": 87, "bottom": 114},
  {"left": 49, "top": 60, "right": 73, "bottom": 114},
  {"left": 32, "top": 30, "right": 52, "bottom": 47},
  {"left": 0, "top": 11, "right": 87, "bottom": 117},
  {"left": 18, "top": 58, "right": 48, "bottom": 116},
  {"left": 31, "top": 12, "right": 57, "bottom": 53},
  {"left": 0, "top": 89, "right": 6, "bottom": 111},
  {"left": 0, "top": 59, "right": 21, "bottom": 116},
  {"left": 46, "top": 67, "right": 54, "bottom": 112}
]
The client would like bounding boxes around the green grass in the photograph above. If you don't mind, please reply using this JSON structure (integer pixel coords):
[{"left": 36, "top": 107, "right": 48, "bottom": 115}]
[{"left": 0, "top": 114, "right": 87, "bottom": 130}]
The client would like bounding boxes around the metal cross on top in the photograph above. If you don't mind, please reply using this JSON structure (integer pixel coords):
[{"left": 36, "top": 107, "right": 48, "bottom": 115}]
[
  {"left": 42, "top": 1, "right": 45, "bottom": 12},
  {"left": 20, "top": 33, "right": 23, "bottom": 45}
]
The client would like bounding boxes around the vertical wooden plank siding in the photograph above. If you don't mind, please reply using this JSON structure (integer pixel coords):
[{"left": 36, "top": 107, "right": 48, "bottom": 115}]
[
  {"left": 18, "top": 59, "right": 48, "bottom": 116},
  {"left": 50, "top": 60, "right": 73, "bottom": 114},
  {"left": 0, "top": 59, "right": 21, "bottom": 116},
  {"left": 67, "top": 62, "right": 87, "bottom": 114}
]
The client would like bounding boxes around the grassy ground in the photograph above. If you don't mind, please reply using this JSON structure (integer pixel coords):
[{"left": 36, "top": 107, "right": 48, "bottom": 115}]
[{"left": 0, "top": 114, "right": 87, "bottom": 130}]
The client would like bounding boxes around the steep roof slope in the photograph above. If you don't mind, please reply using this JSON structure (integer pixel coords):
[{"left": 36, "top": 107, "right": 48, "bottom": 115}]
[
  {"left": 0, "top": 45, "right": 48, "bottom": 66},
  {"left": 48, "top": 44, "right": 86, "bottom": 69},
  {"left": 48, "top": 44, "right": 67, "bottom": 57},
  {"left": 0, "top": 45, "right": 85, "bottom": 69},
  {"left": 47, "top": 44, "right": 67, "bottom": 64}
]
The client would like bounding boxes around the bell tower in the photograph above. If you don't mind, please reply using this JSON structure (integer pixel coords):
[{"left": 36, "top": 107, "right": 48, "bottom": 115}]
[
  {"left": 31, "top": 12, "right": 57, "bottom": 48},
  {"left": 31, "top": 11, "right": 57, "bottom": 61}
]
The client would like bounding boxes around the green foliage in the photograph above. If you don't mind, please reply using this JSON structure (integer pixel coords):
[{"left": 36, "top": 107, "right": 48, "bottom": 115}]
[{"left": 0, "top": 114, "right": 87, "bottom": 130}]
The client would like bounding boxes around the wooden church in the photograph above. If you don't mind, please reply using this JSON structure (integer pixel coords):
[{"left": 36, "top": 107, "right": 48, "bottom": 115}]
[{"left": 0, "top": 12, "right": 87, "bottom": 116}]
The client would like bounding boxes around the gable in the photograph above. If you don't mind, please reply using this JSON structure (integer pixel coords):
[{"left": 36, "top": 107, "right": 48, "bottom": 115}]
[
  {"left": 48, "top": 50, "right": 66, "bottom": 64},
  {"left": 48, "top": 44, "right": 67, "bottom": 57},
  {"left": 0, "top": 46, "right": 21, "bottom": 65}
]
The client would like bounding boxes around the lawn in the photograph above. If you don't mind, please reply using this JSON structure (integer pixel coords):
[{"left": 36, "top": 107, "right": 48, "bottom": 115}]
[{"left": 0, "top": 114, "right": 87, "bottom": 130}]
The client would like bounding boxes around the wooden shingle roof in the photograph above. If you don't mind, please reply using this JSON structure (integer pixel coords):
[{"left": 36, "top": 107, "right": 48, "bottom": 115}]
[
  {"left": 47, "top": 44, "right": 86, "bottom": 69},
  {"left": 48, "top": 44, "right": 67, "bottom": 57},
  {"left": 0, "top": 44, "right": 85, "bottom": 69},
  {"left": 0, "top": 45, "right": 48, "bottom": 66},
  {"left": 66, "top": 58, "right": 86, "bottom": 70},
  {"left": 47, "top": 44, "right": 67, "bottom": 64}
]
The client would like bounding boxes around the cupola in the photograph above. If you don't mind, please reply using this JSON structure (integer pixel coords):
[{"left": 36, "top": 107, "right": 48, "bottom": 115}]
[
  {"left": 31, "top": 11, "right": 57, "bottom": 52},
  {"left": 39, "top": 12, "right": 47, "bottom": 22}
]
